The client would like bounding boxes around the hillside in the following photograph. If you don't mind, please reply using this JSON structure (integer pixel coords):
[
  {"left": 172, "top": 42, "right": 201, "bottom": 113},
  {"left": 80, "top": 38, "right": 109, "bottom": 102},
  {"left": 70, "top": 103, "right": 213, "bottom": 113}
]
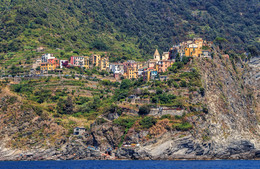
[
  {"left": 0, "top": 0, "right": 259, "bottom": 59},
  {"left": 0, "top": 54, "right": 259, "bottom": 160},
  {"left": 0, "top": 0, "right": 260, "bottom": 161}
]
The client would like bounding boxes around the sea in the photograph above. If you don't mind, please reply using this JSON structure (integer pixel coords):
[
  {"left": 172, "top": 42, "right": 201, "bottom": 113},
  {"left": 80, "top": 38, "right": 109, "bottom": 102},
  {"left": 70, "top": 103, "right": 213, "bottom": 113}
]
[{"left": 0, "top": 160, "right": 259, "bottom": 169}]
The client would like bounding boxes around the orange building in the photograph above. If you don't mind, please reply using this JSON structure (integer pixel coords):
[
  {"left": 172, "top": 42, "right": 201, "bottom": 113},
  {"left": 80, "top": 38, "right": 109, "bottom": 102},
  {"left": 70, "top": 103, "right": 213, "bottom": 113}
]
[
  {"left": 47, "top": 58, "right": 59, "bottom": 68},
  {"left": 126, "top": 67, "right": 138, "bottom": 79},
  {"left": 185, "top": 44, "right": 202, "bottom": 57}
]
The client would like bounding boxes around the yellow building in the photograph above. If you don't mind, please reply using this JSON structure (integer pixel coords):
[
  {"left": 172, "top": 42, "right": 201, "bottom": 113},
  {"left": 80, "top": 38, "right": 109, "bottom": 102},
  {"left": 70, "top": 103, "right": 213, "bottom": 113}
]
[
  {"left": 99, "top": 57, "right": 109, "bottom": 71},
  {"left": 144, "top": 70, "right": 151, "bottom": 81},
  {"left": 47, "top": 63, "right": 56, "bottom": 71},
  {"left": 84, "top": 56, "right": 90, "bottom": 69},
  {"left": 126, "top": 67, "right": 138, "bottom": 79},
  {"left": 185, "top": 44, "right": 202, "bottom": 57},
  {"left": 40, "top": 63, "right": 56, "bottom": 73},
  {"left": 91, "top": 54, "right": 101, "bottom": 67}
]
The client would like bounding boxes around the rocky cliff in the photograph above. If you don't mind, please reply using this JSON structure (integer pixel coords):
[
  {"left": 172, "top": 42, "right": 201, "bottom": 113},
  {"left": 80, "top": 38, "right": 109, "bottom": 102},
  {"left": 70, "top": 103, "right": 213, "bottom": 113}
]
[
  {"left": 0, "top": 56, "right": 259, "bottom": 161},
  {"left": 101, "top": 56, "right": 260, "bottom": 160}
]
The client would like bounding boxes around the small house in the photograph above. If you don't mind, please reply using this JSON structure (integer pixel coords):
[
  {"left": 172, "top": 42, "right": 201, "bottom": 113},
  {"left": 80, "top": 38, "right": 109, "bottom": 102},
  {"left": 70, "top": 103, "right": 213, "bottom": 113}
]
[
  {"left": 73, "top": 127, "right": 86, "bottom": 135},
  {"left": 201, "top": 50, "right": 211, "bottom": 58}
]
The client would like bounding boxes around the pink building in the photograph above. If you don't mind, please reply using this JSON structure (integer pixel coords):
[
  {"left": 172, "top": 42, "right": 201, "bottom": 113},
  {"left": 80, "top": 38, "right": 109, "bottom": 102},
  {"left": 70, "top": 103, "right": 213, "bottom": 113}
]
[
  {"left": 123, "top": 61, "right": 138, "bottom": 72},
  {"left": 148, "top": 60, "right": 157, "bottom": 68},
  {"left": 158, "top": 60, "right": 174, "bottom": 73},
  {"left": 70, "top": 56, "right": 85, "bottom": 67}
]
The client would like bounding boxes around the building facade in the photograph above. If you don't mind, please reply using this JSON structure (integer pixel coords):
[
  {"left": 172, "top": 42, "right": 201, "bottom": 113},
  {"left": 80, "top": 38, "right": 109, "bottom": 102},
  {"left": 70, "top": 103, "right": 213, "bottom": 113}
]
[{"left": 70, "top": 56, "right": 85, "bottom": 67}]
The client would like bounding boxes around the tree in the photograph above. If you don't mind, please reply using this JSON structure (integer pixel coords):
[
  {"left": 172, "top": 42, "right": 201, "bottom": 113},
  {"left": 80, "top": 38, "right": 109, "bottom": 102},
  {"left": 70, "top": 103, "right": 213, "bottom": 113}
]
[
  {"left": 247, "top": 45, "right": 259, "bottom": 57},
  {"left": 57, "top": 96, "right": 74, "bottom": 114},
  {"left": 180, "top": 80, "right": 187, "bottom": 87},
  {"left": 199, "top": 87, "right": 205, "bottom": 97},
  {"left": 138, "top": 105, "right": 150, "bottom": 115},
  {"left": 156, "top": 87, "right": 163, "bottom": 95},
  {"left": 120, "top": 79, "right": 132, "bottom": 90}
]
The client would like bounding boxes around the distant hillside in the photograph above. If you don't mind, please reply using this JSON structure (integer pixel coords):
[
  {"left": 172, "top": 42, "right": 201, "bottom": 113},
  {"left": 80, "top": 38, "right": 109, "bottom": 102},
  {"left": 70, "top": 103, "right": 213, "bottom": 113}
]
[{"left": 0, "top": 0, "right": 259, "bottom": 58}]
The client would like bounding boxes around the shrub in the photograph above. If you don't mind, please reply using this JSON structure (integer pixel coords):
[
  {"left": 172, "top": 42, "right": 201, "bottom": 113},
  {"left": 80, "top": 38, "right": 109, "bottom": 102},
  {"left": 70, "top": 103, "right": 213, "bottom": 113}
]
[
  {"left": 199, "top": 87, "right": 205, "bottom": 96},
  {"left": 113, "top": 117, "right": 136, "bottom": 129},
  {"left": 156, "top": 87, "right": 163, "bottom": 95},
  {"left": 7, "top": 96, "right": 17, "bottom": 104},
  {"left": 96, "top": 118, "right": 108, "bottom": 125},
  {"left": 202, "top": 107, "right": 209, "bottom": 114},
  {"left": 173, "top": 81, "right": 179, "bottom": 88},
  {"left": 32, "top": 106, "right": 43, "bottom": 116},
  {"left": 161, "top": 114, "right": 172, "bottom": 120},
  {"left": 180, "top": 80, "right": 187, "bottom": 87},
  {"left": 56, "top": 96, "right": 74, "bottom": 114},
  {"left": 120, "top": 79, "right": 132, "bottom": 90},
  {"left": 173, "top": 122, "right": 193, "bottom": 131},
  {"left": 140, "top": 116, "right": 157, "bottom": 129},
  {"left": 138, "top": 105, "right": 150, "bottom": 115}
]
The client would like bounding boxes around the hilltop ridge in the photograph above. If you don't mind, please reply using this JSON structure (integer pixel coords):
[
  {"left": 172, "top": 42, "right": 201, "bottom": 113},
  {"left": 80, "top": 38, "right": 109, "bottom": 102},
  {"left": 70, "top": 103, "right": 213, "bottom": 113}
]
[{"left": 0, "top": 0, "right": 259, "bottom": 58}]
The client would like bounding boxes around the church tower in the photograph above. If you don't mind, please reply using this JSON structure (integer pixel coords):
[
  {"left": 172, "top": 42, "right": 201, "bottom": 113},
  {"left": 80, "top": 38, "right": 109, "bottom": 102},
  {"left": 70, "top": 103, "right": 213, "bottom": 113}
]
[{"left": 153, "top": 49, "right": 160, "bottom": 61}]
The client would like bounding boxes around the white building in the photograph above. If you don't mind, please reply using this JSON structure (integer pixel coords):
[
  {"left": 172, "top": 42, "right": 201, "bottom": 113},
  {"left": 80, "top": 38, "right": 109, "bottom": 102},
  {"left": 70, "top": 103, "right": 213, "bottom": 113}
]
[
  {"left": 109, "top": 63, "right": 124, "bottom": 74},
  {"left": 161, "top": 52, "right": 169, "bottom": 60},
  {"left": 41, "top": 53, "right": 55, "bottom": 63}
]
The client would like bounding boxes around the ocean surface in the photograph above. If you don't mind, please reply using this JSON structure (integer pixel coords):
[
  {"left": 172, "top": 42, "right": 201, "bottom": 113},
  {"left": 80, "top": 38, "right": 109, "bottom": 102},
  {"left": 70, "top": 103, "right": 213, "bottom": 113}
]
[{"left": 0, "top": 160, "right": 259, "bottom": 169}]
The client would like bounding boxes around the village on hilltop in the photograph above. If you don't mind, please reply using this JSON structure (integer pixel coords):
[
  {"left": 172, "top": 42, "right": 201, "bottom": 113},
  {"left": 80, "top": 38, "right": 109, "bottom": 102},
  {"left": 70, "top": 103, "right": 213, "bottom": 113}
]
[{"left": 31, "top": 38, "right": 222, "bottom": 81}]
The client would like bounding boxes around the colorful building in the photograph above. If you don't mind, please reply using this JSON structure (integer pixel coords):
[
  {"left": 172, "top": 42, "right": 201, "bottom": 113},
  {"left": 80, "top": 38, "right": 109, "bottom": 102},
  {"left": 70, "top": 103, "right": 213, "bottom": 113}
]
[
  {"left": 185, "top": 44, "right": 202, "bottom": 57},
  {"left": 157, "top": 60, "right": 175, "bottom": 73},
  {"left": 148, "top": 60, "right": 157, "bottom": 69},
  {"left": 110, "top": 63, "right": 124, "bottom": 74},
  {"left": 41, "top": 53, "right": 55, "bottom": 63},
  {"left": 161, "top": 52, "right": 169, "bottom": 60},
  {"left": 84, "top": 56, "right": 90, "bottom": 69},
  {"left": 142, "top": 69, "right": 151, "bottom": 81},
  {"left": 70, "top": 56, "right": 85, "bottom": 67},
  {"left": 194, "top": 38, "right": 203, "bottom": 49},
  {"left": 99, "top": 57, "right": 109, "bottom": 71},
  {"left": 48, "top": 58, "right": 59, "bottom": 68},
  {"left": 91, "top": 54, "right": 101, "bottom": 67},
  {"left": 40, "top": 63, "right": 56, "bottom": 73},
  {"left": 126, "top": 67, "right": 138, "bottom": 79}
]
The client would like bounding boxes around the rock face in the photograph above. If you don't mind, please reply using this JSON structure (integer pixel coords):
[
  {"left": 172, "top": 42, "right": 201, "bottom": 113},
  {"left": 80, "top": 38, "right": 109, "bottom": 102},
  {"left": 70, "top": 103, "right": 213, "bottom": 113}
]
[
  {"left": 0, "top": 56, "right": 259, "bottom": 161},
  {"left": 116, "top": 56, "right": 260, "bottom": 160}
]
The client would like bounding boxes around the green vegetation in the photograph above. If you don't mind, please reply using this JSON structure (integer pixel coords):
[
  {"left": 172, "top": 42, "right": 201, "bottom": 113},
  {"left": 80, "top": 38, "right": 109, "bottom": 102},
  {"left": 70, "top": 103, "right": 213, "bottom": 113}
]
[
  {"left": 114, "top": 116, "right": 137, "bottom": 129},
  {"left": 139, "top": 116, "right": 157, "bottom": 129},
  {"left": 138, "top": 105, "right": 150, "bottom": 115},
  {"left": 0, "top": 0, "right": 259, "bottom": 59},
  {"left": 173, "top": 122, "right": 193, "bottom": 131}
]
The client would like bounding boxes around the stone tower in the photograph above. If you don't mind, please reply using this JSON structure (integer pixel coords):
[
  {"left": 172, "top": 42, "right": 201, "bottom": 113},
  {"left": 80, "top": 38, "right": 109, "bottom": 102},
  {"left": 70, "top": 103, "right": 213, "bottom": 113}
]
[{"left": 153, "top": 49, "right": 160, "bottom": 61}]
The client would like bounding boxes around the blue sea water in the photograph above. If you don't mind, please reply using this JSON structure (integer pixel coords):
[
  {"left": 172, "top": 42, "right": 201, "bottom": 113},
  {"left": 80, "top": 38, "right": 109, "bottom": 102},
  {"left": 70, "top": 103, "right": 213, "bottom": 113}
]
[{"left": 0, "top": 160, "right": 259, "bottom": 169}]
